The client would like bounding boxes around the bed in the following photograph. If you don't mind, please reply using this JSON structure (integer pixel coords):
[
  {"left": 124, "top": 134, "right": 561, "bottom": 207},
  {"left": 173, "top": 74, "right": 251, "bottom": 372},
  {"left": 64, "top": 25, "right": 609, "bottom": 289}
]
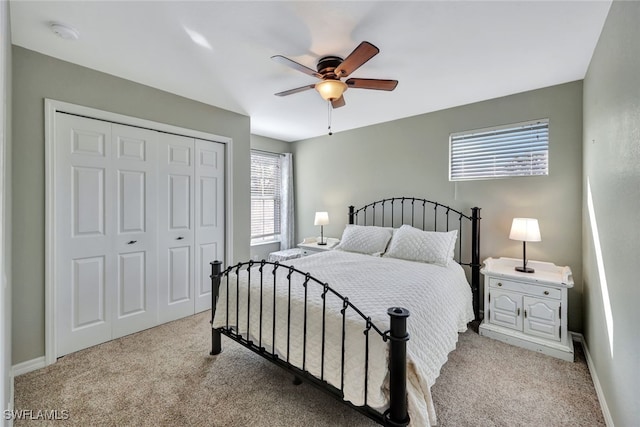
[{"left": 209, "top": 197, "right": 481, "bottom": 426}]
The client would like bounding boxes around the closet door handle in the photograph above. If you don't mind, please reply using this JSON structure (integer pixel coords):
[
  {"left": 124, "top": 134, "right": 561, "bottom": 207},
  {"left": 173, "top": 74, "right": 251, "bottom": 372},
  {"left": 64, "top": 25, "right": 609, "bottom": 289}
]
[
  {"left": 127, "top": 240, "right": 137, "bottom": 245},
  {"left": 176, "top": 236, "right": 184, "bottom": 240}
]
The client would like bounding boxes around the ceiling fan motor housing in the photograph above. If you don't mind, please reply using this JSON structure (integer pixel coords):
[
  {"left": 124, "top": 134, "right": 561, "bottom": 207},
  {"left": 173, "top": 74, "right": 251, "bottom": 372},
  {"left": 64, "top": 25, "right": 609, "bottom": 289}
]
[{"left": 317, "top": 56, "right": 343, "bottom": 78}]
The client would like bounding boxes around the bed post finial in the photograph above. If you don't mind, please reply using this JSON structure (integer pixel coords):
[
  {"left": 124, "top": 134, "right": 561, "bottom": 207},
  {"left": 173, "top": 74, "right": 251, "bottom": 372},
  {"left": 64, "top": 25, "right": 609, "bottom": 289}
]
[
  {"left": 348, "top": 205, "right": 355, "bottom": 225},
  {"left": 210, "top": 260, "right": 223, "bottom": 355},
  {"left": 385, "top": 307, "right": 410, "bottom": 427},
  {"left": 471, "top": 207, "right": 481, "bottom": 320}
]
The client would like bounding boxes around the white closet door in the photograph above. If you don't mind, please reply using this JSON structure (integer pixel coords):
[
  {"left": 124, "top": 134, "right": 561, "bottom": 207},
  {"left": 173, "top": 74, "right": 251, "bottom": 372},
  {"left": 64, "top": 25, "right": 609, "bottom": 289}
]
[
  {"left": 158, "top": 133, "right": 195, "bottom": 323},
  {"left": 53, "top": 109, "right": 227, "bottom": 357},
  {"left": 194, "top": 139, "right": 225, "bottom": 313},
  {"left": 111, "top": 124, "right": 158, "bottom": 338},
  {"left": 56, "top": 113, "right": 114, "bottom": 356}
]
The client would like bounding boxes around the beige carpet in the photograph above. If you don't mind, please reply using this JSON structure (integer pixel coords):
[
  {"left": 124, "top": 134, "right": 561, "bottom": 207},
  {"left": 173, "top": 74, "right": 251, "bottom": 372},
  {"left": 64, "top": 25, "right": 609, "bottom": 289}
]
[{"left": 14, "top": 313, "right": 604, "bottom": 426}]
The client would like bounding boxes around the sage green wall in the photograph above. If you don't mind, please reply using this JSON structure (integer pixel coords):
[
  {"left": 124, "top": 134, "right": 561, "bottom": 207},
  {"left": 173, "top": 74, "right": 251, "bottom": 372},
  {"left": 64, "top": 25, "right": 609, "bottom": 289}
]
[
  {"left": 11, "top": 46, "right": 251, "bottom": 364},
  {"left": 249, "top": 134, "right": 293, "bottom": 260},
  {"left": 293, "top": 82, "right": 583, "bottom": 331},
  {"left": 582, "top": 1, "right": 640, "bottom": 425},
  {"left": 251, "top": 134, "right": 291, "bottom": 154}
]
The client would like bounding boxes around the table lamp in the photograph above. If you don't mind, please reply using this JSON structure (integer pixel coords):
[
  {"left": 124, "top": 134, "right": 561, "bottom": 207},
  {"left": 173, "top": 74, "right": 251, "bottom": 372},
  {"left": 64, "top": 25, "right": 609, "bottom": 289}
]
[
  {"left": 314, "top": 212, "right": 329, "bottom": 245},
  {"left": 509, "top": 218, "right": 541, "bottom": 273}
]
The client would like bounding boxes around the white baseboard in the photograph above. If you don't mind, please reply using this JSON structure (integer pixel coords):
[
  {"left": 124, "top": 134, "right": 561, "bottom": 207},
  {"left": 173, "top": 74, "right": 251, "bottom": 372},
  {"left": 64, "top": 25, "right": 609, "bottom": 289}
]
[
  {"left": 571, "top": 332, "right": 614, "bottom": 427},
  {"left": 11, "top": 356, "right": 45, "bottom": 377}
]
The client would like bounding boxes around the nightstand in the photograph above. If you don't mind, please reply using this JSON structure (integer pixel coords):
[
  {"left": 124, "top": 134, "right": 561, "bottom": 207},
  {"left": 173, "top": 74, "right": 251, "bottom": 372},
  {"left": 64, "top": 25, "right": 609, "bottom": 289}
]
[
  {"left": 297, "top": 240, "right": 337, "bottom": 256},
  {"left": 479, "top": 257, "right": 574, "bottom": 362}
]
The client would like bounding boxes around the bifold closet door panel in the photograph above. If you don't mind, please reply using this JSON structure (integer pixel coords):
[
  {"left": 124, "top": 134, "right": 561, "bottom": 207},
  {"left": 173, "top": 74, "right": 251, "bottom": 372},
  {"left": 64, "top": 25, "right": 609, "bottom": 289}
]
[
  {"left": 111, "top": 124, "right": 159, "bottom": 339},
  {"left": 158, "top": 133, "right": 196, "bottom": 323},
  {"left": 194, "top": 139, "right": 225, "bottom": 313},
  {"left": 55, "top": 115, "right": 161, "bottom": 356},
  {"left": 55, "top": 113, "right": 115, "bottom": 357}
]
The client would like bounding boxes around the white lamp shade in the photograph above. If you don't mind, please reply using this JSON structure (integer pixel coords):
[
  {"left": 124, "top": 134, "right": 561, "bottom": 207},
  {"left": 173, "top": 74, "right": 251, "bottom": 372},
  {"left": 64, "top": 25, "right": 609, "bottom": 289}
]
[
  {"left": 509, "top": 218, "right": 541, "bottom": 242},
  {"left": 314, "top": 211, "right": 329, "bottom": 226}
]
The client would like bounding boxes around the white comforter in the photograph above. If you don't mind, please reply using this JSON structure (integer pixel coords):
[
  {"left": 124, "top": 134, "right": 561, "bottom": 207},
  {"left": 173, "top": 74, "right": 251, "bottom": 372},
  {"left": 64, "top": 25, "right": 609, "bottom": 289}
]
[{"left": 212, "top": 251, "right": 474, "bottom": 426}]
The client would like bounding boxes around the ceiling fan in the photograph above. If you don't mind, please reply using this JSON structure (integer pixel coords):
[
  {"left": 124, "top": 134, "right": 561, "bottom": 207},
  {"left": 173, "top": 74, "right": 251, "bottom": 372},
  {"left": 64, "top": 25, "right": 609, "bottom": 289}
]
[{"left": 272, "top": 41, "right": 398, "bottom": 109}]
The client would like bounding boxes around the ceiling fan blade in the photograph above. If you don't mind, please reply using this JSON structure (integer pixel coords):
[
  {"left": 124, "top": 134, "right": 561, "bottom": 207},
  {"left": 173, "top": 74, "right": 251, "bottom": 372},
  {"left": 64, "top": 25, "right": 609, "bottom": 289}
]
[
  {"left": 345, "top": 78, "right": 398, "bottom": 91},
  {"left": 275, "top": 84, "right": 316, "bottom": 97},
  {"left": 331, "top": 96, "right": 346, "bottom": 109},
  {"left": 335, "top": 41, "right": 380, "bottom": 78},
  {"left": 271, "top": 55, "right": 321, "bottom": 78}
]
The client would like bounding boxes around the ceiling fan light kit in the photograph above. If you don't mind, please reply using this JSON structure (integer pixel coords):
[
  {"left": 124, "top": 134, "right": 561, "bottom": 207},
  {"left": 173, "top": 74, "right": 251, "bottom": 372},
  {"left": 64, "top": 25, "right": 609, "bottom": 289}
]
[{"left": 315, "top": 80, "right": 347, "bottom": 101}]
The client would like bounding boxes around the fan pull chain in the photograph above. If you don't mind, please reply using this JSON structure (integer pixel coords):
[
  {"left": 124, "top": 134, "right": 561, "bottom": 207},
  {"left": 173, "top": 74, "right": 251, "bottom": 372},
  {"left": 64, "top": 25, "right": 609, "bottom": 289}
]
[{"left": 327, "top": 101, "right": 333, "bottom": 136}]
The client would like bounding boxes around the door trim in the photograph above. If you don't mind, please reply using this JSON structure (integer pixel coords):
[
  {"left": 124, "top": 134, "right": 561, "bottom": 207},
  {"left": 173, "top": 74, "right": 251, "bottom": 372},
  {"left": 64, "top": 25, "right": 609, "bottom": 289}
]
[{"left": 44, "top": 99, "right": 234, "bottom": 365}]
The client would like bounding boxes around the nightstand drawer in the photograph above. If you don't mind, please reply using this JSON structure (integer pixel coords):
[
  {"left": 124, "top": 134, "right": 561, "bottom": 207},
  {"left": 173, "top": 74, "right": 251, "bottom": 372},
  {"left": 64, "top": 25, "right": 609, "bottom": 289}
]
[
  {"left": 489, "top": 278, "right": 560, "bottom": 299},
  {"left": 298, "top": 240, "right": 338, "bottom": 257}
]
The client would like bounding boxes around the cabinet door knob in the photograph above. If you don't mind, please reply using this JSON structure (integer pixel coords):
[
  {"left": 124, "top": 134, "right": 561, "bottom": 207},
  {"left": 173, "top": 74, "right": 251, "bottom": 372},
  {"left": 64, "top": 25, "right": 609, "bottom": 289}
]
[
  {"left": 543, "top": 290, "right": 549, "bottom": 295},
  {"left": 176, "top": 236, "right": 184, "bottom": 240},
  {"left": 497, "top": 282, "right": 502, "bottom": 287},
  {"left": 127, "top": 240, "right": 137, "bottom": 245}
]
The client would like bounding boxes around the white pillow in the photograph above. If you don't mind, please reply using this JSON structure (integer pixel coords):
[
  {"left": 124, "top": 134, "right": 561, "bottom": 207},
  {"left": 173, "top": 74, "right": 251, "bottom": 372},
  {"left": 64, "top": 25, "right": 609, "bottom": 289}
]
[
  {"left": 383, "top": 224, "right": 457, "bottom": 266},
  {"left": 335, "top": 225, "right": 393, "bottom": 255}
]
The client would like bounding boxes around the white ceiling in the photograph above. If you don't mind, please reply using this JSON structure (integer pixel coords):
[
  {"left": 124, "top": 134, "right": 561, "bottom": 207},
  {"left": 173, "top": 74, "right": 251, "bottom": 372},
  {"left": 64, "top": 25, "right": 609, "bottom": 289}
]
[{"left": 10, "top": 1, "right": 611, "bottom": 142}]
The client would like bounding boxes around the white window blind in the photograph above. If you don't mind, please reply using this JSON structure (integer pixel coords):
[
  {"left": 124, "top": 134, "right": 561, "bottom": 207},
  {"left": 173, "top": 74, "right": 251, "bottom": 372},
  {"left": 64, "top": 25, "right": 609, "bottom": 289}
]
[
  {"left": 251, "top": 150, "right": 281, "bottom": 242},
  {"left": 449, "top": 119, "right": 549, "bottom": 181}
]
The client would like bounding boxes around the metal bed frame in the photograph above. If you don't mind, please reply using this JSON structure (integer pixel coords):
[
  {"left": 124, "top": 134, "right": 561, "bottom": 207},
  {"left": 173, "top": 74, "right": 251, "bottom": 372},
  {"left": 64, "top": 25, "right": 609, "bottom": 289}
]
[{"left": 209, "top": 197, "right": 481, "bottom": 426}]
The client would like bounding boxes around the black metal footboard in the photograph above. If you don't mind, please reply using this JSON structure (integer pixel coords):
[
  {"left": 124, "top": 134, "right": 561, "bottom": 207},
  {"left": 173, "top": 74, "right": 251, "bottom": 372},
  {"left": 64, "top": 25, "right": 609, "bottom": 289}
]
[{"left": 209, "top": 260, "right": 410, "bottom": 427}]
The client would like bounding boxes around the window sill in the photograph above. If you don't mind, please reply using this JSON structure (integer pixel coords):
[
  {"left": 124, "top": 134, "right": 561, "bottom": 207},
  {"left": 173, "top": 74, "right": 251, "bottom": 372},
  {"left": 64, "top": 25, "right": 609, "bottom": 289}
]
[{"left": 250, "top": 240, "right": 281, "bottom": 248}]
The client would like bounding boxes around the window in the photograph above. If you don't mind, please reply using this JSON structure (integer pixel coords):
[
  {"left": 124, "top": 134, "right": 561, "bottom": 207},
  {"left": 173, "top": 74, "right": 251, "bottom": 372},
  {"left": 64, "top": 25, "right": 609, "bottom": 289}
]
[
  {"left": 449, "top": 119, "right": 549, "bottom": 181},
  {"left": 251, "top": 150, "right": 281, "bottom": 244}
]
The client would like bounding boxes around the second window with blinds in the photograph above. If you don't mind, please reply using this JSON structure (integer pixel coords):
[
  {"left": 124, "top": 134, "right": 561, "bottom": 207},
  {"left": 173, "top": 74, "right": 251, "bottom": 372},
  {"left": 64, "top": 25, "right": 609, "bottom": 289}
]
[
  {"left": 449, "top": 119, "right": 549, "bottom": 181},
  {"left": 251, "top": 150, "right": 282, "bottom": 244}
]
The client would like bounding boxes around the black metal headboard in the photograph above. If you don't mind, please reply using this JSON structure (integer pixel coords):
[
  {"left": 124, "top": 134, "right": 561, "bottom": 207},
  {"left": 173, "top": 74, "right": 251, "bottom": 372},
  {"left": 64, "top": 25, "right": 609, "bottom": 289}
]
[{"left": 348, "top": 197, "right": 481, "bottom": 320}]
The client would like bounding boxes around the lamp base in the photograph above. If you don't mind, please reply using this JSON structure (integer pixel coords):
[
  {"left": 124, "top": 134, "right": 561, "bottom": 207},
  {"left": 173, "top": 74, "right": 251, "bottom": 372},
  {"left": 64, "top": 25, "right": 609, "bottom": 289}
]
[
  {"left": 317, "top": 242, "right": 327, "bottom": 246},
  {"left": 515, "top": 266, "right": 535, "bottom": 273}
]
